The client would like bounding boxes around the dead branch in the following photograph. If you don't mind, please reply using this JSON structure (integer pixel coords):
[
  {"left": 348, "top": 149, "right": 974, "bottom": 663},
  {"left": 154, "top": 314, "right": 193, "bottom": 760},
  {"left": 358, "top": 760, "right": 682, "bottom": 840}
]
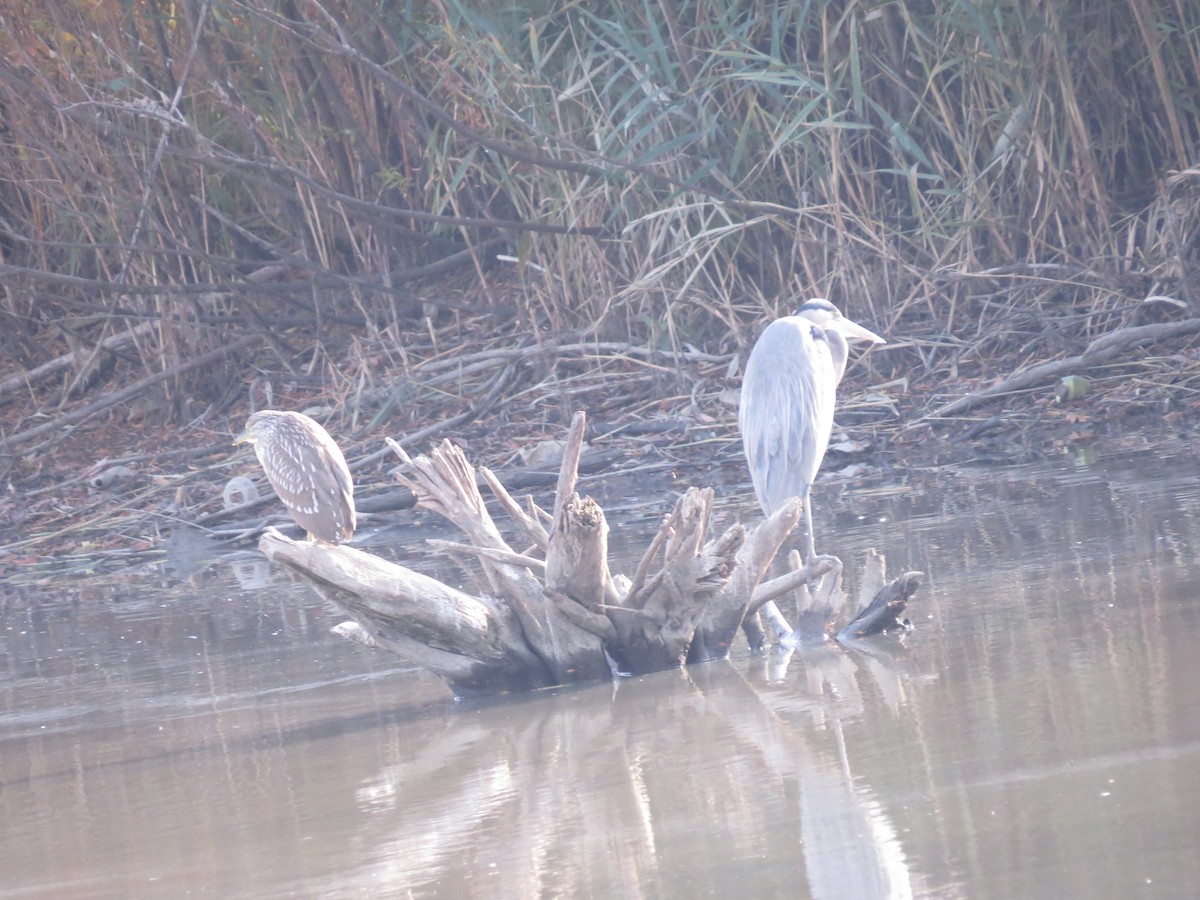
[
  {"left": 689, "top": 497, "right": 801, "bottom": 661},
  {"left": 0, "top": 321, "right": 158, "bottom": 400},
  {"left": 919, "top": 317, "right": 1200, "bottom": 422},
  {"left": 258, "top": 413, "right": 916, "bottom": 696},
  {"left": 0, "top": 335, "right": 260, "bottom": 454},
  {"left": 837, "top": 570, "right": 925, "bottom": 641}
]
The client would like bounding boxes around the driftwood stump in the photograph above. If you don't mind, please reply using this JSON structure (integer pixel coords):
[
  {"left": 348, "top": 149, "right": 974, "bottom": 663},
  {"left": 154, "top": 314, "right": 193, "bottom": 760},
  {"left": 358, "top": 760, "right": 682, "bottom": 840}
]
[{"left": 259, "top": 410, "right": 923, "bottom": 697}]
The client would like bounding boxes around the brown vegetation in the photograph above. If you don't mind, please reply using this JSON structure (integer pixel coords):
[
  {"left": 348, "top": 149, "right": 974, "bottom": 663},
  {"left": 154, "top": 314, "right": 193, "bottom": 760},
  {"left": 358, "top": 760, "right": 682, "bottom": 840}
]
[{"left": 2, "top": 1, "right": 1200, "bottom": 559}]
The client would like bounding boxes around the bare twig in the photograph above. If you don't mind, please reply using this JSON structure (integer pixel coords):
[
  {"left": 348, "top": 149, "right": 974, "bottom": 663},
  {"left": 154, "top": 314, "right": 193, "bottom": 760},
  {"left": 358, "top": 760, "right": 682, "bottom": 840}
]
[{"left": 426, "top": 539, "right": 547, "bottom": 573}]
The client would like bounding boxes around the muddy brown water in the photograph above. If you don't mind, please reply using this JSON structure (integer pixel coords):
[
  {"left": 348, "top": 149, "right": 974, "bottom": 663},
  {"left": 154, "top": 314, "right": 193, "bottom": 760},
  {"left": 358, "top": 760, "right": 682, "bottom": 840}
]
[{"left": 3, "top": 453, "right": 1200, "bottom": 898}]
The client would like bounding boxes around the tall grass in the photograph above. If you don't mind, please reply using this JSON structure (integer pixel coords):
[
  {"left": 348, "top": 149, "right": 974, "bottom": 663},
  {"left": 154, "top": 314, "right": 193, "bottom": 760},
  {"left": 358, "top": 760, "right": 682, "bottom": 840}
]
[{"left": 0, "top": 0, "right": 1197, "bottom": 422}]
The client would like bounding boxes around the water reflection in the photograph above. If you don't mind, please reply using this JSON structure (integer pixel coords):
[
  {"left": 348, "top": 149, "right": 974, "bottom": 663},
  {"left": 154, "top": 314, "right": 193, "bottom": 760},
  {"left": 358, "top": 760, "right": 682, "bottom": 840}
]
[
  {"left": 282, "top": 654, "right": 925, "bottom": 899},
  {"left": 3, "top": 453, "right": 1200, "bottom": 897}
]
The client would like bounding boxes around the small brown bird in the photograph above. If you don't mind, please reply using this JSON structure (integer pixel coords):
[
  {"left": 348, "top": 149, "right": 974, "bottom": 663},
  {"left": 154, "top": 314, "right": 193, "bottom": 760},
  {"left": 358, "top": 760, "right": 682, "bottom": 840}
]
[{"left": 234, "top": 410, "right": 356, "bottom": 543}]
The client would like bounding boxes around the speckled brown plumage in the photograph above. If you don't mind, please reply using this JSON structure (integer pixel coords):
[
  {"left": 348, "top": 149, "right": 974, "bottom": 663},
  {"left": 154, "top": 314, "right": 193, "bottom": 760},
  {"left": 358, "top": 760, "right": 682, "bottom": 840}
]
[{"left": 234, "top": 410, "right": 356, "bottom": 543}]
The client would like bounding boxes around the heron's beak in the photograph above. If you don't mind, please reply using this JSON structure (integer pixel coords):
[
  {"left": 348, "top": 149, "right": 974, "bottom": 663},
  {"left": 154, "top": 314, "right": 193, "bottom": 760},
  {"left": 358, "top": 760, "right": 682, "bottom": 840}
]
[
  {"left": 233, "top": 428, "right": 252, "bottom": 446},
  {"left": 836, "top": 318, "right": 886, "bottom": 345}
]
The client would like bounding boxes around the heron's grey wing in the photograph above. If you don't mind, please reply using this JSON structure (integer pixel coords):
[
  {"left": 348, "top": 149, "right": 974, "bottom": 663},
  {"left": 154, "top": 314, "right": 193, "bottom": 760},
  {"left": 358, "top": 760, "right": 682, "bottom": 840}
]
[{"left": 739, "top": 318, "right": 838, "bottom": 514}]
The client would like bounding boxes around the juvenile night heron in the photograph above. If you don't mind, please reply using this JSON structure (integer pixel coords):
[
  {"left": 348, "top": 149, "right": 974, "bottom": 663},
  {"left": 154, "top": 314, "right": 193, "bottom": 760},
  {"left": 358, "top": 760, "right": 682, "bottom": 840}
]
[
  {"left": 233, "top": 410, "right": 356, "bottom": 543},
  {"left": 739, "top": 299, "right": 885, "bottom": 562}
]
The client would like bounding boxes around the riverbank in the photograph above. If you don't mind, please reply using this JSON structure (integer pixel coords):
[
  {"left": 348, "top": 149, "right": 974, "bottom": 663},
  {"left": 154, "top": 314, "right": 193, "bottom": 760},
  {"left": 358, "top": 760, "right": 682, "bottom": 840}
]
[{"left": 3, "top": 287, "right": 1198, "bottom": 573}]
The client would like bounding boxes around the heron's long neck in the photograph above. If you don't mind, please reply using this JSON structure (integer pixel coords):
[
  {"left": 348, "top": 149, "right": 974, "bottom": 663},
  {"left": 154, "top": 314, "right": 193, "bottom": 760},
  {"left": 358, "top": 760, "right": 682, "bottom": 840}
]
[{"left": 826, "top": 330, "right": 850, "bottom": 384}]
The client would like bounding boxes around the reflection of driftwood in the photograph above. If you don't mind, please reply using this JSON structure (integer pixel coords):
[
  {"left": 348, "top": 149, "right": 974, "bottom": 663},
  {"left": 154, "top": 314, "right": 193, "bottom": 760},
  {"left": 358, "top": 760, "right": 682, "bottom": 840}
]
[
  {"left": 341, "top": 656, "right": 920, "bottom": 898},
  {"left": 260, "top": 410, "right": 923, "bottom": 697}
]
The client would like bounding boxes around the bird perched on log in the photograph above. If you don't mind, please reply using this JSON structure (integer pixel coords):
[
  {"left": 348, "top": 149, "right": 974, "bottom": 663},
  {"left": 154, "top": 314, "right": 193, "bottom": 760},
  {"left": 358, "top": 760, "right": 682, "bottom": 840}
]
[
  {"left": 234, "top": 410, "right": 356, "bottom": 543},
  {"left": 739, "top": 299, "right": 885, "bottom": 562}
]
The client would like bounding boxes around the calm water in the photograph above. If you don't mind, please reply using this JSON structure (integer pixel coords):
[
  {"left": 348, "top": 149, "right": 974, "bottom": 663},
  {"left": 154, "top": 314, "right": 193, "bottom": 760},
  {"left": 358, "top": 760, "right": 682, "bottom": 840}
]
[{"left": 4, "top": 453, "right": 1200, "bottom": 898}]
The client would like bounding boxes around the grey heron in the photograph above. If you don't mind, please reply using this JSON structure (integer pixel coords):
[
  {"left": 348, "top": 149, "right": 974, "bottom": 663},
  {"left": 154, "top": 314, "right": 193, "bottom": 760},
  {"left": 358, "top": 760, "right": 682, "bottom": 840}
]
[
  {"left": 739, "top": 299, "right": 885, "bottom": 562},
  {"left": 234, "top": 410, "right": 356, "bottom": 543}
]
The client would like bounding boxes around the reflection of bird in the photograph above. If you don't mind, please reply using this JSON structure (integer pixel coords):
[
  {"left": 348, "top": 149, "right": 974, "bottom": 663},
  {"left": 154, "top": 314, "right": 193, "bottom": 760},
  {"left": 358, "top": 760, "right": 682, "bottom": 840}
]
[
  {"left": 739, "top": 299, "right": 885, "bottom": 561},
  {"left": 234, "top": 410, "right": 356, "bottom": 543}
]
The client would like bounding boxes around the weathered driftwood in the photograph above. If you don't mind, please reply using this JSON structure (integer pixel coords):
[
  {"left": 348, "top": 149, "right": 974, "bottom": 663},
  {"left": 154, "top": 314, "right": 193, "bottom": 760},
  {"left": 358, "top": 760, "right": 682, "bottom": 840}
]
[
  {"left": 257, "top": 536, "right": 551, "bottom": 693},
  {"left": 837, "top": 550, "right": 923, "bottom": 641},
  {"left": 259, "top": 410, "right": 923, "bottom": 697}
]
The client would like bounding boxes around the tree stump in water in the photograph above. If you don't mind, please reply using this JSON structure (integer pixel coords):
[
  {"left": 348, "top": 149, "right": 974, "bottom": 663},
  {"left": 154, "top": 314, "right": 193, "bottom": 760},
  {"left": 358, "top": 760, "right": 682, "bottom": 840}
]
[{"left": 259, "top": 410, "right": 922, "bottom": 697}]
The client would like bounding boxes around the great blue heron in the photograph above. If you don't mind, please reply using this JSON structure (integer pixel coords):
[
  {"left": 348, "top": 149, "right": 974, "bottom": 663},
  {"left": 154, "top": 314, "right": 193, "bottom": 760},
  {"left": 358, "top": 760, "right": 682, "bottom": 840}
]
[
  {"left": 234, "top": 410, "right": 356, "bottom": 543},
  {"left": 739, "top": 299, "right": 885, "bottom": 561}
]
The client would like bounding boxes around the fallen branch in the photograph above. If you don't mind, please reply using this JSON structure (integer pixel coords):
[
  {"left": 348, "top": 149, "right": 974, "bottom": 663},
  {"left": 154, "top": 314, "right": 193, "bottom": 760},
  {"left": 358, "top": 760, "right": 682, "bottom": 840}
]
[
  {"left": 1, "top": 335, "right": 260, "bottom": 453},
  {"left": 258, "top": 411, "right": 920, "bottom": 697},
  {"left": 0, "top": 320, "right": 158, "bottom": 400},
  {"left": 917, "top": 316, "right": 1200, "bottom": 422},
  {"left": 837, "top": 551, "right": 924, "bottom": 641}
]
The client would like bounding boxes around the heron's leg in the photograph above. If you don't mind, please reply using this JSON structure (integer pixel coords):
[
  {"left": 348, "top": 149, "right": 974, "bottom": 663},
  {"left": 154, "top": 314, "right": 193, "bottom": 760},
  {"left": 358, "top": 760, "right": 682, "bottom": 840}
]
[{"left": 802, "top": 491, "right": 817, "bottom": 563}]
